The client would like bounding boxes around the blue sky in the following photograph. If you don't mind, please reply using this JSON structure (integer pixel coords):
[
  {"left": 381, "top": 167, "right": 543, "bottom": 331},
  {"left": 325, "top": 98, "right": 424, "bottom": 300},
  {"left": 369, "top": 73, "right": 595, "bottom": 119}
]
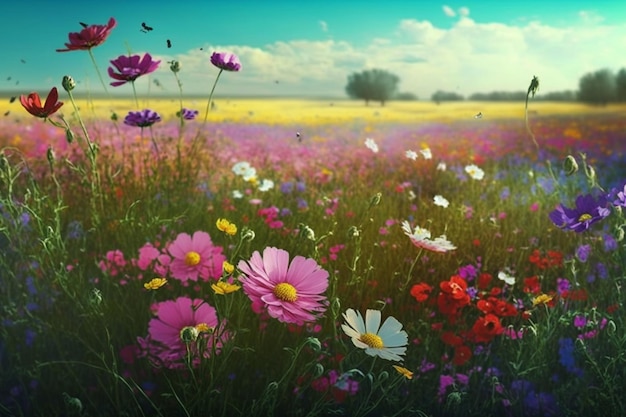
[{"left": 3, "top": 0, "right": 625, "bottom": 98}]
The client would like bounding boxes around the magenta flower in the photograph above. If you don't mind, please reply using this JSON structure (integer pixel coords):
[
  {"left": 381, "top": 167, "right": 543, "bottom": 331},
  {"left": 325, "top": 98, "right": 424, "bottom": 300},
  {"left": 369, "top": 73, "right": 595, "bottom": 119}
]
[
  {"left": 124, "top": 109, "right": 161, "bottom": 127},
  {"left": 57, "top": 18, "right": 116, "bottom": 52},
  {"left": 168, "top": 231, "right": 225, "bottom": 282},
  {"left": 237, "top": 247, "right": 329, "bottom": 324},
  {"left": 108, "top": 53, "right": 161, "bottom": 87},
  {"left": 210, "top": 52, "right": 242, "bottom": 72},
  {"left": 176, "top": 108, "right": 199, "bottom": 120},
  {"left": 137, "top": 297, "right": 225, "bottom": 369}
]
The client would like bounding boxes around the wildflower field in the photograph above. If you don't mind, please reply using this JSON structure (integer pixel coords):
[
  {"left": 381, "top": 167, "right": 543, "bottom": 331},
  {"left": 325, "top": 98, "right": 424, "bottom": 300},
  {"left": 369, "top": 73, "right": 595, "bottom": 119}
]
[{"left": 2, "top": 17, "right": 626, "bottom": 417}]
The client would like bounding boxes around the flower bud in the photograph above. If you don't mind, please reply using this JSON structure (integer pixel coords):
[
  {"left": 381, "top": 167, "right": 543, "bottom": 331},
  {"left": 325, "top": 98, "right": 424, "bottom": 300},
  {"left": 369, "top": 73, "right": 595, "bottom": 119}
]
[
  {"left": 180, "top": 326, "right": 199, "bottom": 343},
  {"left": 46, "top": 146, "right": 55, "bottom": 171},
  {"left": 369, "top": 192, "right": 382, "bottom": 208},
  {"left": 563, "top": 155, "right": 578, "bottom": 176},
  {"left": 347, "top": 226, "right": 360, "bottom": 238},
  {"left": 62, "top": 75, "right": 76, "bottom": 92},
  {"left": 170, "top": 60, "right": 181, "bottom": 73},
  {"left": 305, "top": 336, "right": 322, "bottom": 353},
  {"left": 241, "top": 228, "right": 256, "bottom": 242}
]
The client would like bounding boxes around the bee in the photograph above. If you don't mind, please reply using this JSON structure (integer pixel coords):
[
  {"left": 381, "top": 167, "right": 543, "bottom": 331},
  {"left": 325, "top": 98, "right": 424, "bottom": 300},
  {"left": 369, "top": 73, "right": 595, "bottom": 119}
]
[
  {"left": 167, "top": 39, "right": 172, "bottom": 48},
  {"left": 9, "top": 96, "right": 16, "bottom": 103},
  {"left": 79, "top": 22, "right": 88, "bottom": 28},
  {"left": 474, "top": 112, "right": 483, "bottom": 119},
  {"left": 4, "top": 111, "right": 9, "bottom": 116}
]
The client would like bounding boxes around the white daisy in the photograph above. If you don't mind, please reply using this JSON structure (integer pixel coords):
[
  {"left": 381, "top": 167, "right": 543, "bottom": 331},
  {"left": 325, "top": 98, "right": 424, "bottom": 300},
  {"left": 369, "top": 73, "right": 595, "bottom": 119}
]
[
  {"left": 341, "top": 309, "right": 408, "bottom": 362},
  {"left": 497, "top": 270, "right": 516, "bottom": 285},
  {"left": 419, "top": 148, "right": 432, "bottom": 160},
  {"left": 465, "top": 164, "right": 485, "bottom": 180},
  {"left": 258, "top": 179, "right": 274, "bottom": 192},
  {"left": 437, "top": 162, "right": 447, "bottom": 171},
  {"left": 401, "top": 221, "right": 456, "bottom": 253},
  {"left": 433, "top": 195, "right": 450, "bottom": 208},
  {"left": 232, "top": 190, "right": 244, "bottom": 199},
  {"left": 364, "top": 138, "right": 379, "bottom": 153},
  {"left": 232, "top": 161, "right": 251, "bottom": 176},
  {"left": 405, "top": 150, "right": 418, "bottom": 160}
]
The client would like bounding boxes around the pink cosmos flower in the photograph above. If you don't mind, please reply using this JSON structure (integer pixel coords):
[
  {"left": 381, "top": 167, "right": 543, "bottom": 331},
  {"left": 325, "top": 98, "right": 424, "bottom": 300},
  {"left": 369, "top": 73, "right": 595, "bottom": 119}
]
[
  {"left": 238, "top": 247, "right": 329, "bottom": 324},
  {"left": 137, "top": 297, "right": 225, "bottom": 369},
  {"left": 168, "top": 231, "right": 225, "bottom": 282},
  {"left": 401, "top": 220, "right": 456, "bottom": 253},
  {"left": 56, "top": 18, "right": 117, "bottom": 52},
  {"left": 108, "top": 53, "right": 161, "bottom": 87}
]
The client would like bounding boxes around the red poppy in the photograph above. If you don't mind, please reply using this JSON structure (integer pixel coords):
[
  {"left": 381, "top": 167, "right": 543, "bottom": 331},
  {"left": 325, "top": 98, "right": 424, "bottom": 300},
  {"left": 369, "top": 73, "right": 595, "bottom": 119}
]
[
  {"left": 477, "top": 273, "right": 492, "bottom": 290},
  {"left": 476, "top": 298, "right": 495, "bottom": 314},
  {"left": 493, "top": 300, "right": 518, "bottom": 317},
  {"left": 410, "top": 282, "right": 433, "bottom": 302},
  {"left": 523, "top": 276, "right": 541, "bottom": 294},
  {"left": 471, "top": 314, "right": 503, "bottom": 343},
  {"left": 57, "top": 18, "right": 117, "bottom": 52},
  {"left": 441, "top": 331, "right": 463, "bottom": 346},
  {"left": 452, "top": 345, "right": 472, "bottom": 366},
  {"left": 20, "top": 87, "right": 64, "bottom": 118}
]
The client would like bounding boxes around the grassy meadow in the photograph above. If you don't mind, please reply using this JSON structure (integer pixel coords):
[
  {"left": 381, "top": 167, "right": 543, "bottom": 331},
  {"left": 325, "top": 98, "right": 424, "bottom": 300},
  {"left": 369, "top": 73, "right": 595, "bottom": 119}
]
[{"left": 3, "top": 68, "right": 626, "bottom": 417}]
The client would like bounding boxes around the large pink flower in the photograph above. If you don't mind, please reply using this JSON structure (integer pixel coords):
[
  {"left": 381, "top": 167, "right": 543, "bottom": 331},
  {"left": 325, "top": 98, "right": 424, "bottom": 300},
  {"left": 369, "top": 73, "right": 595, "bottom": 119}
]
[
  {"left": 137, "top": 297, "right": 224, "bottom": 369},
  {"left": 238, "top": 247, "right": 329, "bottom": 325},
  {"left": 56, "top": 17, "right": 117, "bottom": 52},
  {"left": 168, "top": 231, "right": 225, "bottom": 282}
]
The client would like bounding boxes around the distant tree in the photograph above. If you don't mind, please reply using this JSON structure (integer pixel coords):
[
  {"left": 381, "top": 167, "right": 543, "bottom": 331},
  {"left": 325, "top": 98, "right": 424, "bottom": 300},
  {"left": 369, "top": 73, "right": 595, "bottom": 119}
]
[
  {"left": 578, "top": 69, "right": 616, "bottom": 105},
  {"left": 616, "top": 68, "right": 626, "bottom": 102},
  {"left": 468, "top": 91, "right": 526, "bottom": 101},
  {"left": 394, "top": 92, "right": 418, "bottom": 101},
  {"left": 345, "top": 69, "right": 400, "bottom": 106},
  {"left": 431, "top": 90, "right": 464, "bottom": 104},
  {"left": 536, "top": 90, "right": 577, "bottom": 102}
]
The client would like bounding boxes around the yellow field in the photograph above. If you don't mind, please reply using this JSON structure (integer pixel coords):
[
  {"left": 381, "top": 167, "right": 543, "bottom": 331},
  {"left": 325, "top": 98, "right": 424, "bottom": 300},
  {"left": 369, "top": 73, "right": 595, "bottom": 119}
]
[{"left": 3, "top": 97, "right": 624, "bottom": 125}]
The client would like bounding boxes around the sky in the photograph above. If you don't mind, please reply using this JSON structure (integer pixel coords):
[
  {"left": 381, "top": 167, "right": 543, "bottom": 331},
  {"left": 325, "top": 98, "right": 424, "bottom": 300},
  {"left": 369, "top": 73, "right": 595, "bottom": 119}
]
[{"left": 2, "top": 0, "right": 625, "bottom": 99}]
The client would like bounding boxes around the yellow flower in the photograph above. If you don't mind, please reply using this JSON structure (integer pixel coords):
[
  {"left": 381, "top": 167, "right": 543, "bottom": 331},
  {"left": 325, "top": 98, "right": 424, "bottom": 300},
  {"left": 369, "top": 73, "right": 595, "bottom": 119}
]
[
  {"left": 144, "top": 278, "right": 167, "bottom": 290},
  {"left": 532, "top": 293, "right": 553, "bottom": 307},
  {"left": 211, "top": 281, "right": 241, "bottom": 295},
  {"left": 195, "top": 323, "right": 213, "bottom": 333},
  {"left": 216, "top": 218, "right": 238, "bottom": 236},
  {"left": 392, "top": 365, "right": 413, "bottom": 380},
  {"left": 223, "top": 261, "right": 235, "bottom": 275}
]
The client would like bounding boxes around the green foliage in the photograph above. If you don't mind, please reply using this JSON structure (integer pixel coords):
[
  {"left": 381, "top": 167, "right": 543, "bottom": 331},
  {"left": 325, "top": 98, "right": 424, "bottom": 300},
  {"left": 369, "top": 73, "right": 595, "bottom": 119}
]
[
  {"left": 431, "top": 90, "right": 464, "bottom": 103},
  {"left": 578, "top": 68, "right": 617, "bottom": 105},
  {"left": 345, "top": 69, "right": 400, "bottom": 106}
]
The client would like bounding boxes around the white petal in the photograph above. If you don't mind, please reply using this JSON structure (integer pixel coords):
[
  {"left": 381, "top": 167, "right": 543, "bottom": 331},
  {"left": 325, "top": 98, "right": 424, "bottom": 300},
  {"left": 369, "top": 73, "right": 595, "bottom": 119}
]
[{"left": 364, "top": 309, "right": 381, "bottom": 334}]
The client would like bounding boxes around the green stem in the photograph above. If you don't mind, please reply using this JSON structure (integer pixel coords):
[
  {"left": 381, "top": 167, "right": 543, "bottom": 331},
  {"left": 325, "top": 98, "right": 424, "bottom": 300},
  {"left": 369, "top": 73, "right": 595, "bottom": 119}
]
[
  {"left": 203, "top": 69, "right": 223, "bottom": 123},
  {"left": 131, "top": 81, "right": 140, "bottom": 109},
  {"left": 88, "top": 48, "right": 110, "bottom": 98},
  {"left": 401, "top": 249, "right": 423, "bottom": 291}
]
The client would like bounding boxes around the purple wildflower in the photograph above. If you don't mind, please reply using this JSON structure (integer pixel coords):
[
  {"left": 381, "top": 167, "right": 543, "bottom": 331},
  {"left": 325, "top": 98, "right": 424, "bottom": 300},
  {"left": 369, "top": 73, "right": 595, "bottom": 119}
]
[
  {"left": 124, "top": 109, "right": 161, "bottom": 127},
  {"left": 176, "top": 108, "right": 199, "bottom": 120},
  {"left": 548, "top": 194, "right": 610, "bottom": 233},
  {"left": 210, "top": 52, "right": 242, "bottom": 71},
  {"left": 556, "top": 278, "right": 570, "bottom": 295},
  {"left": 611, "top": 183, "right": 626, "bottom": 207},
  {"left": 108, "top": 53, "right": 160, "bottom": 87},
  {"left": 575, "top": 244, "right": 591, "bottom": 262}
]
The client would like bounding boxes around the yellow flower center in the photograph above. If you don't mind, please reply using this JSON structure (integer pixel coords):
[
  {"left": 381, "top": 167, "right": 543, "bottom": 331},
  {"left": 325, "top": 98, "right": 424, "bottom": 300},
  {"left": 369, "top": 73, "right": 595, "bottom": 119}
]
[
  {"left": 578, "top": 213, "right": 592, "bottom": 222},
  {"left": 274, "top": 282, "right": 298, "bottom": 302},
  {"left": 185, "top": 251, "right": 201, "bottom": 266},
  {"left": 359, "top": 332, "right": 384, "bottom": 349}
]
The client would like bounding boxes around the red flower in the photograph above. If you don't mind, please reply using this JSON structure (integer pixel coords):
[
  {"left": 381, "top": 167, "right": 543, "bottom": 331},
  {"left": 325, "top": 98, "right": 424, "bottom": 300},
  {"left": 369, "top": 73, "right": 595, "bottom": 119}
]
[
  {"left": 476, "top": 298, "right": 495, "bottom": 314},
  {"left": 20, "top": 87, "right": 64, "bottom": 118},
  {"left": 453, "top": 345, "right": 472, "bottom": 366},
  {"left": 438, "top": 276, "right": 471, "bottom": 320},
  {"left": 441, "top": 331, "right": 463, "bottom": 346},
  {"left": 410, "top": 282, "right": 433, "bottom": 302},
  {"left": 57, "top": 18, "right": 117, "bottom": 52},
  {"left": 471, "top": 314, "right": 503, "bottom": 343},
  {"left": 493, "top": 300, "right": 518, "bottom": 317},
  {"left": 523, "top": 276, "right": 541, "bottom": 294},
  {"left": 477, "top": 273, "right": 492, "bottom": 290}
]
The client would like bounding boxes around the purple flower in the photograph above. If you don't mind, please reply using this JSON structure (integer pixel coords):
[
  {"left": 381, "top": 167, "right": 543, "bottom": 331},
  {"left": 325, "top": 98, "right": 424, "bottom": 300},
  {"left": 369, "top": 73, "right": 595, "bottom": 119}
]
[
  {"left": 210, "top": 52, "right": 242, "bottom": 72},
  {"left": 176, "top": 108, "right": 199, "bottom": 120},
  {"left": 603, "top": 234, "right": 617, "bottom": 252},
  {"left": 124, "top": 109, "right": 161, "bottom": 127},
  {"left": 573, "top": 315, "right": 587, "bottom": 328},
  {"left": 548, "top": 194, "right": 610, "bottom": 233},
  {"left": 611, "top": 183, "right": 626, "bottom": 207},
  {"left": 575, "top": 244, "right": 591, "bottom": 262},
  {"left": 108, "top": 53, "right": 160, "bottom": 87},
  {"left": 556, "top": 278, "right": 570, "bottom": 295}
]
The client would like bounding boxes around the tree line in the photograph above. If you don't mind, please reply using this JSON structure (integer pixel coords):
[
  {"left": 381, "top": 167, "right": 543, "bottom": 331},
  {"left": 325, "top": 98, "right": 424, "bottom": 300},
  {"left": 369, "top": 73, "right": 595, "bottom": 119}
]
[{"left": 345, "top": 68, "right": 626, "bottom": 105}]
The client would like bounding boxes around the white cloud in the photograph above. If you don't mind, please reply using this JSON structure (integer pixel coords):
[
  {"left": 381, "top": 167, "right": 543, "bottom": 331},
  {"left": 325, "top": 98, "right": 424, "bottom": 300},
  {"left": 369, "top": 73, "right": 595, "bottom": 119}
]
[
  {"left": 458, "top": 7, "right": 470, "bottom": 17},
  {"left": 578, "top": 10, "right": 605, "bottom": 24},
  {"left": 142, "top": 16, "right": 625, "bottom": 99},
  {"left": 442, "top": 5, "right": 456, "bottom": 17},
  {"left": 319, "top": 20, "right": 328, "bottom": 32}
]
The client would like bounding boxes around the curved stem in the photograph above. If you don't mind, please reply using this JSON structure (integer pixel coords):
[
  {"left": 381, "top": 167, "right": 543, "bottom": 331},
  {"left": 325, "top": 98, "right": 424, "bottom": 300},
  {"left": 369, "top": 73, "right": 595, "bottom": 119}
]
[
  {"left": 203, "top": 69, "right": 223, "bottom": 123},
  {"left": 131, "top": 81, "right": 140, "bottom": 109}
]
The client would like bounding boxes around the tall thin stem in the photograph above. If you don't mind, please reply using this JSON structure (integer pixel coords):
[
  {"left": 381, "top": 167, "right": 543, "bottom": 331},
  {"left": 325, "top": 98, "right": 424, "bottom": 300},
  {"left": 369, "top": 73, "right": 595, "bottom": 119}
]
[
  {"left": 203, "top": 69, "right": 223, "bottom": 123},
  {"left": 131, "top": 81, "right": 140, "bottom": 109},
  {"left": 88, "top": 49, "right": 110, "bottom": 98}
]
